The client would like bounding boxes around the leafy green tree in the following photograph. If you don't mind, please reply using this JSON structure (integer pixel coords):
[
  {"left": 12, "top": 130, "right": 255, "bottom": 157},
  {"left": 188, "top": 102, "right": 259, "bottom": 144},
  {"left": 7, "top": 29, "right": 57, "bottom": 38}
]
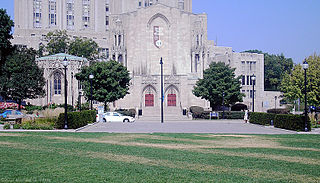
[
  {"left": 0, "top": 48, "right": 46, "bottom": 110},
  {"left": 76, "top": 61, "right": 131, "bottom": 110},
  {"left": 69, "top": 37, "right": 99, "bottom": 61},
  {"left": 43, "top": 30, "right": 99, "bottom": 60},
  {"left": 193, "top": 62, "right": 244, "bottom": 110},
  {"left": 244, "top": 50, "right": 293, "bottom": 91},
  {"left": 280, "top": 54, "right": 320, "bottom": 106},
  {"left": 0, "top": 8, "right": 14, "bottom": 68},
  {"left": 44, "top": 30, "right": 70, "bottom": 55}
]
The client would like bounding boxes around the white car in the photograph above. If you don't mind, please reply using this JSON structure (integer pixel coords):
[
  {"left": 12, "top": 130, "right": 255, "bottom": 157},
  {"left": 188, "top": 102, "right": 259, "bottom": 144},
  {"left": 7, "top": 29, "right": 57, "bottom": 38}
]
[{"left": 102, "top": 112, "right": 135, "bottom": 123}]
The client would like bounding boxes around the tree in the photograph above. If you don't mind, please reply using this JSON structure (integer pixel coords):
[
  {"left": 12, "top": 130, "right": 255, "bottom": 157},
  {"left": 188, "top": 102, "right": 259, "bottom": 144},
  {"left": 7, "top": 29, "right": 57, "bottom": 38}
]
[
  {"left": 193, "top": 62, "right": 244, "bottom": 110},
  {"left": 280, "top": 54, "right": 320, "bottom": 106},
  {"left": 0, "top": 48, "right": 46, "bottom": 109},
  {"left": 244, "top": 50, "right": 293, "bottom": 91},
  {"left": 0, "top": 9, "right": 14, "bottom": 68},
  {"left": 76, "top": 61, "right": 131, "bottom": 110},
  {"left": 69, "top": 37, "right": 99, "bottom": 61},
  {"left": 43, "top": 30, "right": 99, "bottom": 60},
  {"left": 44, "top": 30, "right": 70, "bottom": 55}
]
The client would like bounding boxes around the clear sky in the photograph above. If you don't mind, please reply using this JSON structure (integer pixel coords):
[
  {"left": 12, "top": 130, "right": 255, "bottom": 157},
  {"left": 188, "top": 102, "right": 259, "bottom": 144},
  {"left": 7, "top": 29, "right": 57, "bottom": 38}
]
[{"left": 1, "top": 0, "right": 320, "bottom": 64}]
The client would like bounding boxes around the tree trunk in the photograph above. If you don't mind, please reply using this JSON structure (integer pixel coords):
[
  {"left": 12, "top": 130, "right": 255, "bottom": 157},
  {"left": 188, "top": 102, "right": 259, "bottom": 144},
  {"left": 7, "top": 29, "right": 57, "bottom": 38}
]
[
  {"left": 18, "top": 98, "right": 22, "bottom": 111},
  {"left": 104, "top": 101, "right": 108, "bottom": 112}
]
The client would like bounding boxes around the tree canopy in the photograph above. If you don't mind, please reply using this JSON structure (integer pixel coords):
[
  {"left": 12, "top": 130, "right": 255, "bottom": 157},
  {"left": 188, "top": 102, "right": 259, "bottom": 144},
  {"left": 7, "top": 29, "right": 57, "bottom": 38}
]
[
  {"left": 244, "top": 50, "right": 293, "bottom": 91},
  {"left": 280, "top": 54, "right": 320, "bottom": 106},
  {"left": 43, "top": 30, "right": 99, "bottom": 60},
  {"left": 193, "top": 62, "right": 244, "bottom": 110},
  {"left": 0, "top": 48, "right": 46, "bottom": 109},
  {"left": 76, "top": 61, "right": 131, "bottom": 110},
  {"left": 0, "top": 8, "right": 14, "bottom": 68}
]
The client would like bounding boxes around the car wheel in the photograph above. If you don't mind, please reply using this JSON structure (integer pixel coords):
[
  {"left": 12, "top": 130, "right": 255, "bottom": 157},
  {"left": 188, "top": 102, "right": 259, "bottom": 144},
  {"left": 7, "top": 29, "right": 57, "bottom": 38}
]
[
  {"left": 123, "top": 119, "right": 129, "bottom": 123},
  {"left": 103, "top": 118, "right": 106, "bottom": 122}
]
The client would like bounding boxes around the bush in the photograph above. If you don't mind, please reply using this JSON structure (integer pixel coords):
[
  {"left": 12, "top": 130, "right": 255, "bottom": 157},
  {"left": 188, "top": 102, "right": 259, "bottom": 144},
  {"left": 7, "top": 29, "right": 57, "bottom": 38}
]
[
  {"left": 189, "top": 106, "right": 204, "bottom": 119},
  {"left": 56, "top": 110, "right": 96, "bottom": 129},
  {"left": 21, "top": 118, "right": 56, "bottom": 130},
  {"left": 3, "top": 123, "right": 10, "bottom": 129},
  {"left": 25, "top": 105, "right": 43, "bottom": 113},
  {"left": 249, "top": 112, "right": 276, "bottom": 125},
  {"left": 219, "top": 111, "right": 245, "bottom": 119},
  {"left": 274, "top": 114, "right": 311, "bottom": 131},
  {"left": 116, "top": 109, "right": 136, "bottom": 117},
  {"left": 267, "top": 108, "right": 290, "bottom": 114},
  {"left": 13, "top": 123, "right": 21, "bottom": 129}
]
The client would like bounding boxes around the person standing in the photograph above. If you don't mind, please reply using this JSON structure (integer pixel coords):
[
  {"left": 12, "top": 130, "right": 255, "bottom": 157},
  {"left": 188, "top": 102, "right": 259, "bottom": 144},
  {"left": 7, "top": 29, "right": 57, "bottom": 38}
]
[{"left": 244, "top": 109, "right": 248, "bottom": 123}]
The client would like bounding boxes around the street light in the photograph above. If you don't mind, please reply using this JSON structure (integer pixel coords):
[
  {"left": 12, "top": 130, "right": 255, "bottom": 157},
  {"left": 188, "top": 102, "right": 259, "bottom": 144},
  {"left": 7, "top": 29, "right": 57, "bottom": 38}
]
[
  {"left": 251, "top": 74, "right": 256, "bottom": 112},
  {"left": 160, "top": 57, "right": 164, "bottom": 123},
  {"left": 222, "top": 92, "right": 225, "bottom": 119},
  {"left": 275, "top": 96, "right": 277, "bottom": 110},
  {"left": 302, "top": 59, "right": 309, "bottom": 132},
  {"left": 61, "top": 56, "right": 69, "bottom": 129},
  {"left": 89, "top": 74, "right": 94, "bottom": 111}
]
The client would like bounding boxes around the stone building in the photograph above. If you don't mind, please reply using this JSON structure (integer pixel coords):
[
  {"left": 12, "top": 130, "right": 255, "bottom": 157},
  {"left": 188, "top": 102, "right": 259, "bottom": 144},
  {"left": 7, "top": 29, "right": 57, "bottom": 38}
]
[{"left": 12, "top": 0, "right": 279, "bottom": 113}]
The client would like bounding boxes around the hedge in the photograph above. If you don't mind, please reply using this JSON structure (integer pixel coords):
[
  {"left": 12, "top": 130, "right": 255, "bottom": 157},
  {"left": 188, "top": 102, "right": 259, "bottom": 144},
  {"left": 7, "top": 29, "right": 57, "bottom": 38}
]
[
  {"left": 56, "top": 110, "right": 96, "bottom": 129},
  {"left": 249, "top": 112, "right": 276, "bottom": 125},
  {"left": 274, "top": 114, "right": 311, "bottom": 131},
  {"left": 267, "top": 108, "right": 290, "bottom": 114},
  {"left": 219, "top": 111, "right": 245, "bottom": 119}
]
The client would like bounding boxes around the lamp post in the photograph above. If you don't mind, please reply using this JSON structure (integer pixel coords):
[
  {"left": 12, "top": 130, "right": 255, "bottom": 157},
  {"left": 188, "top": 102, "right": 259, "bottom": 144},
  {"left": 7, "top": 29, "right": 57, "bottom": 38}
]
[
  {"left": 62, "top": 57, "right": 69, "bottom": 129},
  {"left": 78, "top": 91, "right": 82, "bottom": 112},
  {"left": 222, "top": 92, "right": 225, "bottom": 119},
  {"left": 160, "top": 57, "right": 164, "bottom": 123},
  {"left": 251, "top": 74, "right": 256, "bottom": 112},
  {"left": 303, "top": 59, "right": 309, "bottom": 132},
  {"left": 275, "top": 96, "right": 277, "bottom": 110},
  {"left": 89, "top": 74, "right": 94, "bottom": 110}
]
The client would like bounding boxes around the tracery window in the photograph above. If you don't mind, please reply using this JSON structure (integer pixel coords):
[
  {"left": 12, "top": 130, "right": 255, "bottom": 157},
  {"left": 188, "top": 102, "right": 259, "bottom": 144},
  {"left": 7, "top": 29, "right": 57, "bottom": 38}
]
[{"left": 54, "top": 72, "right": 61, "bottom": 95}]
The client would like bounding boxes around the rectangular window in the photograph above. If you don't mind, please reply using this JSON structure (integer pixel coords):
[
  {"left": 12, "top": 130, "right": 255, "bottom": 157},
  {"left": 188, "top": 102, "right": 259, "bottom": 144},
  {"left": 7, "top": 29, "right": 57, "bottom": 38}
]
[
  {"left": 253, "top": 61, "right": 256, "bottom": 71},
  {"left": 66, "top": 0, "right": 74, "bottom": 30},
  {"left": 105, "top": 16, "right": 109, "bottom": 26},
  {"left": 48, "top": 0, "right": 56, "bottom": 26},
  {"left": 241, "top": 61, "right": 245, "bottom": 72},
  {"left": 247, "top": 75, "right": 250, "bottom": 85},
  {"left": 178, "top": 0, "right": 184, "bottom": 10},
  {"left": 242, "top": 75, "right": 245, "bottom": 85},
  {"left": 33, "top": 0, "right": 42, "bottom": 28},
  {"left": 118, "top": 35, "right": 121, "bottom": 46},
  {"left": 105, "top": 0, "right": 109, "bottom": 12},
  {"left": 83, "top": 0, "right": 90, "bottom": 28},
  {"left": 139, "top": 1, "right": 142, "bottom": 7}
]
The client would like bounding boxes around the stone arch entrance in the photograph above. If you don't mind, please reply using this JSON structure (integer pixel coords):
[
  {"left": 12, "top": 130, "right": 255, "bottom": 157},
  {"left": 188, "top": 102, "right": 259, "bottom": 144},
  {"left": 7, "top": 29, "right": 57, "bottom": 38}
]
[
  {"left": 165, "top": 85, "right": 179, "bottom": 107},
  {"left": 142, "top": 85, "right": 157, "bottom": 107}
]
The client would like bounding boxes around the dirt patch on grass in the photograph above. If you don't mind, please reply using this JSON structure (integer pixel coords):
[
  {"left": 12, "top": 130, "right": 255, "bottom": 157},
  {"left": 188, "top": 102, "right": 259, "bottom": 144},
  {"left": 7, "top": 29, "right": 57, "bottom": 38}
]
[
  {"left": 195, "top": 134, "right": 253, "bottom": 138},
  {"left": 0, "top": 133, "right": 26, "bottom": 137}
]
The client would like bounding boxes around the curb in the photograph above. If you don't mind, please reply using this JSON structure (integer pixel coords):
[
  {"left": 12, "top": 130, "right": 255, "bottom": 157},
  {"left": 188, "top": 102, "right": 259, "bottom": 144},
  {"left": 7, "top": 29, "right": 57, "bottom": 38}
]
[{"left": 75, "top": 122, "right": 100, "bottom": 132}]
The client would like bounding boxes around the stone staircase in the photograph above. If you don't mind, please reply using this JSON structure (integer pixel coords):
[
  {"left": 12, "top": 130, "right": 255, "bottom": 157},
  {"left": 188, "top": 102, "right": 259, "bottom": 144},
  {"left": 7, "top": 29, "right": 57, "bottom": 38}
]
[{"left": 137, "top": 106, "right": 192, "bottom": 121}]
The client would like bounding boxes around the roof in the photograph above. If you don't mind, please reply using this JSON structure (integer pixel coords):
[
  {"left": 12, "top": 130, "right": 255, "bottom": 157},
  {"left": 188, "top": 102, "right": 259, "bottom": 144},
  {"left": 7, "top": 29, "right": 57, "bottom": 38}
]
[{"left": 36, "top": 53, "right": 88, "bottom": 62}]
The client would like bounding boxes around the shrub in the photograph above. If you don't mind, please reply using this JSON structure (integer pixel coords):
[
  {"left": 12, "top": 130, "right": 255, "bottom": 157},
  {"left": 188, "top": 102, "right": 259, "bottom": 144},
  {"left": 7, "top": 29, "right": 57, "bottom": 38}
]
[
  {"left": 250, "top": 112, "right": 276, "bottom": 125},
  {"left": 219, "top": 111, "right": 245, "bottom": 119},
  {"left": 13, "top": 123, "right": 21, "bottom": 129},
  {"left": 267, "top": 108, "right": 290, "bottom": 114},
  {"left": 274, "top": 114, "right": 311, "bottom": 131},
  {"left": 189, "top": 106, "right": 204, "bottom": 119},
  {"left": 25, "top": 105, "right": 42, "bottom": 113},
  {"left": 56, "top": 110, "right": 96, "bottom": 129},
  {"left": 116, "top": 109, "right": 136, "bottom": 117},
  {"left": 21, "top": 118, "right": 56, "bottom": 130},
  {"left": 3, "top": 123, "right": 10, "bottom": 129}
]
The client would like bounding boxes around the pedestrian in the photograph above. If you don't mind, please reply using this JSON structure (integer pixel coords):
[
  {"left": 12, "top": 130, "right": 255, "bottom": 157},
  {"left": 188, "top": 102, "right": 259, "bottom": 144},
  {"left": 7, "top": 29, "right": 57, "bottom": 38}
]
[{"left": 244, "top": 109, "right": 248, "bottom": 123}]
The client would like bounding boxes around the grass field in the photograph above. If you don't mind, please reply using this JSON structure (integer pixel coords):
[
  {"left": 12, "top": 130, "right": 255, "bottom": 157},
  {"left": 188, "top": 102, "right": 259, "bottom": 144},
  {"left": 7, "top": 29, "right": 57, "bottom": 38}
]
[{"left": 0, "top": 132, "right": 319, "bottom": 183}]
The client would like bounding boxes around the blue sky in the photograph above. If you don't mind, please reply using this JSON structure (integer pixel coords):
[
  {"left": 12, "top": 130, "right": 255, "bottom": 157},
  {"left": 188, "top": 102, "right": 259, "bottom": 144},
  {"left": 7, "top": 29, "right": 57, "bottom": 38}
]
[{"left": 1, "top": 0, "right": 320, "bottom": 64}]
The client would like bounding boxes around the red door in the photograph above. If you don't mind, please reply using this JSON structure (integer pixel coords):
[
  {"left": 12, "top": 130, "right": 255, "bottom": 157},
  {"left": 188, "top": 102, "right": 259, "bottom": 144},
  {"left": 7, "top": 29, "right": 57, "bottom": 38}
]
[
  {"left": 167, "top": 94, "right": 176, "bottom": 106},
  {"left": 145, "top": 94, "right": 154, "bottom": 107}
]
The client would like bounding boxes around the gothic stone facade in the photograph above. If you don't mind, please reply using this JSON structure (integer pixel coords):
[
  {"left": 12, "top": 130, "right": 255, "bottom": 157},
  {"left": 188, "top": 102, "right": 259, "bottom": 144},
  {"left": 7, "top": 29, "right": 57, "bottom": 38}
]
[{"left": 13, "top": 0, "right": 278, "bottom": 112}]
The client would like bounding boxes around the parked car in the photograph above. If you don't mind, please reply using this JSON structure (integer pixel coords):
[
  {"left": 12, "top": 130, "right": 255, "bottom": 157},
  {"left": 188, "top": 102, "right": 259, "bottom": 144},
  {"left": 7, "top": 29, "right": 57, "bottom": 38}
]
[
  {"left": 0, "top": 110, "right": 25, "bottom": 119},
  {"left": 102, "top": 112, "right": 135, "bottom": 123}
]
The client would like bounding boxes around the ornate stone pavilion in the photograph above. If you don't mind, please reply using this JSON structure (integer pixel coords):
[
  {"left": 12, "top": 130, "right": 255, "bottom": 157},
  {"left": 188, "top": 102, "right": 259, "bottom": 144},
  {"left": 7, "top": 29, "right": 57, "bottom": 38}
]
[{"left": 27, "top": 53, "right": 88, "bottom": 107}]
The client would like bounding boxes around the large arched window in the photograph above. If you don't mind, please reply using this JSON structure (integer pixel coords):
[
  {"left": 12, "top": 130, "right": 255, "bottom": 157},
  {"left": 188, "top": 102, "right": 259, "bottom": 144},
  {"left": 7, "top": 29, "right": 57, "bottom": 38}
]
[{"left": 54, "top": 72, "right": 61, "bottom": 95}]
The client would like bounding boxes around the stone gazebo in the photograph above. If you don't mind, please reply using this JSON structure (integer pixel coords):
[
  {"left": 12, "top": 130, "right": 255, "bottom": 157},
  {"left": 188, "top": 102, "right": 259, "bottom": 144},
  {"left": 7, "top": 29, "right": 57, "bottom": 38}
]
[{"left": 29, "top": 53, "right": 89, "bottom": 107}]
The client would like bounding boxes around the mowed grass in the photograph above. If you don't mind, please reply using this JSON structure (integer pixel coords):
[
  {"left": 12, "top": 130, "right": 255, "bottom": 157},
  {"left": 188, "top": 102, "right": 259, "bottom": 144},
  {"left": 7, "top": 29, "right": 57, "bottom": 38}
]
[{"left": 0, "top": 133, "right": 319, "bottom": 183}]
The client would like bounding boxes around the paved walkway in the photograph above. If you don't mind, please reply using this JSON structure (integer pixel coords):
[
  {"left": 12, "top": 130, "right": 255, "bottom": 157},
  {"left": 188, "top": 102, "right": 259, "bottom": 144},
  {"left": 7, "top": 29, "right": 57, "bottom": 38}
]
[
  {"left": 78, "top": 120, "right": 299, "bottom": 134},
  {"left": 1, "top": 120, "right": 319, "bottom": 134}
]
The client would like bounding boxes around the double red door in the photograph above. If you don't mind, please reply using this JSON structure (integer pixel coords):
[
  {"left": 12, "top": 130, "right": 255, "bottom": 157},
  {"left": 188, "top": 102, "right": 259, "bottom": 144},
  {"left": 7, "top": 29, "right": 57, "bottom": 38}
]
[
  {"left": 145, "top": 94, "right": 154, "bottom": 107},
  {"left": 167, "top": 94, "right": 176, "bottom": 106}
]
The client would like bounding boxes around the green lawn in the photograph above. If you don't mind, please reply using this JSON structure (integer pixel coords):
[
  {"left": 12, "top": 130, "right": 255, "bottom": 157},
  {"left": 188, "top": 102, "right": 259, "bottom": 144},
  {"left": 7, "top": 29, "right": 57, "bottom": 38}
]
[{"left": 0, "top": 132, "right": 319, "bottom": 183}]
